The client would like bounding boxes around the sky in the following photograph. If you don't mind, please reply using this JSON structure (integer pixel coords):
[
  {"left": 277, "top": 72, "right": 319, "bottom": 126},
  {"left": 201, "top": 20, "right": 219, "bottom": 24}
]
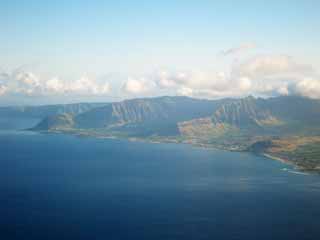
[{"left": 0, "top": 0, "right": 320, "bottom": 105}]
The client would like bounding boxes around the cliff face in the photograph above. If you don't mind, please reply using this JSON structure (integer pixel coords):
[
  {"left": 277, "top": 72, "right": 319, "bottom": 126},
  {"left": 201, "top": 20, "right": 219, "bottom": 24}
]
[
  {"left": 74, "top": 96, "right": 220, "bottom": 129},
  {"left": 178, "top": 118, "right": 215, "bottom": 137},
  {"left": 211, "top": 96, "right": 281, "bottom": 128},
  {"left": 31, "top": 95, "right": 320, "bottom": 138},
  {"left": 31, "top": 113, "right": 75, "bottom": 130},
  {"left": 32, "top": 96, "right": 224, "bottom": 135},
  {"left": 266, "top": 96, "right": 320, "bottom": 124},
  {"left": 178, "top": 96, "right": 320, "bottom": 138},
  {"left": 74, "top": 99, "right": 172, "bottom": 129},
  {"left": 210, "top": 95, "right": 320, "bottom": 130}
]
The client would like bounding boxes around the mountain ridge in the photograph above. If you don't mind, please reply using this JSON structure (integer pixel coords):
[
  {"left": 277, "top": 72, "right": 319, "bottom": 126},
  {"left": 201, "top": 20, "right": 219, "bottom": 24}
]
[
  {"left": 16, "top": 95, "right": 320, "bottom": 171},
  {"left": 32, "top": 96, "right": 232, "bottom": 135},
  {"left": 30, "top": 95, "right": 320, "bottom": 134}
]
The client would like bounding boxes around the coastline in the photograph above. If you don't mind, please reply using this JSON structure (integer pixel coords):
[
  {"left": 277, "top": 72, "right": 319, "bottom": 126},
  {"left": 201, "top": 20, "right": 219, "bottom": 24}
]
[
  {"left": 31, "top": 129, "right": 318, "bottom": 173},
  {"left": 261, "top": 153, "right": 298, "bottom": 169},
  {"left": 262, "top": 153, "right": 292, "bottom": 165},
  {"left": 261, "top": 153, "right": 319, "bottom": 174}
]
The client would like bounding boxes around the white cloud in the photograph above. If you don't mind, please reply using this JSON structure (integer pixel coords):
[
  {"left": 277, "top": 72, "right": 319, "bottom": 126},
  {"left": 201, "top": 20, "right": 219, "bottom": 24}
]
[
  {"left": 222, "top": 42, "right": 256, "bottom": 56},
  {"left": 44, "top": 76, "right": 111, "bottom": 95},
  {"left": 233, "top": 55, "right": 313, "bottom": 78},
  {"left": 100, "top": 82, "right": 111, "bottom": 94},
  {"left": 154, "top": 70, "right": 228, "bottom": 92},
  {"left": 122, "top": 78, "right": 151, "bottom": 95},
  {"left": 292, "top": 77, "right": 320, "bottom": 99},
  {"left": 0, "top": 85, "right": 7, "bottom": 96},
  {"left": 177, "top": 87, "right": 193, "bottom": 96},
  {"left": 1, "top": 51, "right": 319, "bottom": 101},
  {"left": 238, "top": 77, "right": 252, "bottom": 91},
  {"left": 68, "top": 76, "right": 110, "bottom": 95},
  {"left": 148, "top": 54, "right": 319, "bottom": 99},
  {"left": 277, "top": 86, "right": 289, "bottom": 96},
  {"left": 151, "top": 69, "right": 247, "bottom": 98},
  {"left": 11, "top": 71, "right": 42, "bottom": 95},
  {"left": 0, "top": 70, "right": 111, "bottom": 97},
  {"left": 15, "top": 72, "right": 40, "bottom": 87},
  {"left": 45, "top": 77, "right": 66, "bottom": 94},
  {"left": 231, "top": 55, "right": 318, "bottom": 98},
  {"left": 155, "top": 71, "right": 190, "bottom": 88}
]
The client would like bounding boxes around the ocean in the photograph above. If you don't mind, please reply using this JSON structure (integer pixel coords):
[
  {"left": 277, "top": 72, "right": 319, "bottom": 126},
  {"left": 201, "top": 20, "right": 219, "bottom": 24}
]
[{"left": 0, "top": 128, "right": 320, "bottom": 239}]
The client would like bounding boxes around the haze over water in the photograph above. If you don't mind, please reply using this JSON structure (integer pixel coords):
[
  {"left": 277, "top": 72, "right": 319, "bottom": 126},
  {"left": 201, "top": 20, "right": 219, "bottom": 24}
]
[{"left": 1, "top": 126, "right": 320, "bottom": 240}]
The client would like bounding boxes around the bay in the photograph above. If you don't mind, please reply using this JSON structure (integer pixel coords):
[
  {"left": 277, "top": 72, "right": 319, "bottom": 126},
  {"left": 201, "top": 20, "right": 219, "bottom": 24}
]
[{"left": 0, "top": 130, "right": 320, "bottom": 240}]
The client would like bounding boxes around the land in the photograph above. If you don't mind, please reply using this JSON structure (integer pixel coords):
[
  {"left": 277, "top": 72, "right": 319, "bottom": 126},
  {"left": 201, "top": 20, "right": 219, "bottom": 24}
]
[
  {"left": 43, "top": 127, "right": 320, "bottom": 172},
  {"left": 249, "top": 136, "right": 320, "bottom": 172},
  {"left": 1, "top": 95, "right": 320, "bottom": 172}
]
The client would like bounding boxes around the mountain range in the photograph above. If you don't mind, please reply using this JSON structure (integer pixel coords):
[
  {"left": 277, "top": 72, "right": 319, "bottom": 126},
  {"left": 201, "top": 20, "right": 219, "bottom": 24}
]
[
  {"left": 1, "top": 95, "right": 320, "bottom": 171},
  {"left": 31, "top": 96, "right": 232, "bottom": 136}
]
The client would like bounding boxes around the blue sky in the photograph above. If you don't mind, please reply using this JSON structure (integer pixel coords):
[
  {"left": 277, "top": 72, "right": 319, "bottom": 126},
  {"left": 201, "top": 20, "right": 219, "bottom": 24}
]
[{"left": 0, "top": 0, "right": 320, "bottom": 104}]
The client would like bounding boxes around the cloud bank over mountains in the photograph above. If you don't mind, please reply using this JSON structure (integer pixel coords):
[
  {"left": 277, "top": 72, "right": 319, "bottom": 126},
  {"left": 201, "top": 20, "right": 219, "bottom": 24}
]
[
  {"left": 1, "top": 45, "right": 319, "bottom": 102},
  {"left": 0, "top": 71, "right": 111, "bottom": 97},
  {"left": 123, "top": 54, "right": 319, "bottom": 99}
]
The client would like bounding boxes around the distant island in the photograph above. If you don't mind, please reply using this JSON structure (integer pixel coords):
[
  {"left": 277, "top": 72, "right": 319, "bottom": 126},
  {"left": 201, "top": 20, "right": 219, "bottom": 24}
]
[{"left": 2, "top": 95, "right": 320, "bottom": 172}]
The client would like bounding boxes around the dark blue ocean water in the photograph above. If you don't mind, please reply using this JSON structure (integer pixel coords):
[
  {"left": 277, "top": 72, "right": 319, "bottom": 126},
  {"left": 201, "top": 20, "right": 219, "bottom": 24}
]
[{"left": 1, "top": 129, "right": 320, "bottom": 239}]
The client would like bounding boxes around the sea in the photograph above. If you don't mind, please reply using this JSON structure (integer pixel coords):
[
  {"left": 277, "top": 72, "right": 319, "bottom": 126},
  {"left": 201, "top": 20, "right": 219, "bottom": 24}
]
[{"left": 0, "top": 118, "right": 320, "bottom": 239}]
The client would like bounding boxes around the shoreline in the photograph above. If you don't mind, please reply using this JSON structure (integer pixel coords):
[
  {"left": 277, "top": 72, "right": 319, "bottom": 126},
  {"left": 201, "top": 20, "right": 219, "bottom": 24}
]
[
  {"left": 261, "top": 153, "right": 319, "bottom": 174},
  {"left": 262, "top": 153, "right": 292, "bottom": 166},
  {"left": 261, "top": 153, "right": 297, "bottom": 169},
  {"left": 32, "top": 129, "right": 317, "bottom": 173}
]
